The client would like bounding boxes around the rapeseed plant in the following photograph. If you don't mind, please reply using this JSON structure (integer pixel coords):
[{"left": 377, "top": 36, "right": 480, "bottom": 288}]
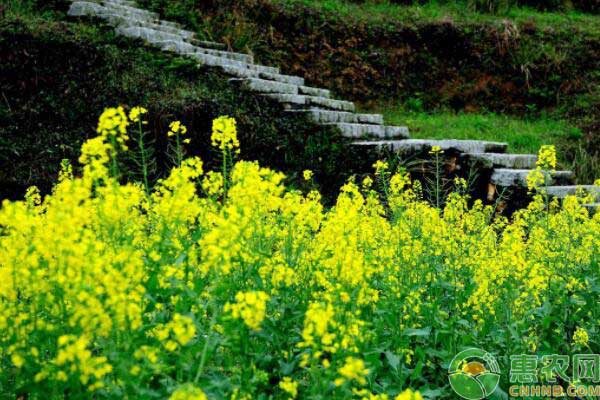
[
  {"left": 224, "top": 291, "right": 270, "bottom": 331},
  {"left": 335, "top": 357, "right": 369, "bottom": 386},
  {"left": 1, "top": 107, "right": 600, "bottom": 398},
  {"left": 572, "top": 327, "right": 589, "bottom": 347}
]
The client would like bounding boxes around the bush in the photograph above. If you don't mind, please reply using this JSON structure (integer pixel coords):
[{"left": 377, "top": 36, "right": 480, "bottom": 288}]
[{"left": 1, "top": 109, "right": 599, "bottom": 398}]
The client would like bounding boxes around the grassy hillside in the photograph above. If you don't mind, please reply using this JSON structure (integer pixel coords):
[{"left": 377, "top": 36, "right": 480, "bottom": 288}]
[
  {"left": 2, "top": 0, "right": 599, "bottom": 200},
  {"left": 380, "top": 108, "right": 581, "bottom": 153},
  {"left": 274, "top": 0, "right": 600, "bottom": 27},
  {"left": 138, "top": 0, "right": 600, "bottom": 181},
  {"left": 0, "top": 0, "right": 369, "bottom": 201}
]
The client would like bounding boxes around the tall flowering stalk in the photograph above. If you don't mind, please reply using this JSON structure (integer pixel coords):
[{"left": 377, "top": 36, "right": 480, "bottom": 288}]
[
  {"left": 168, "top": 120, "right": 189, "bottom": 167},
  {"left": 96, "top": 106, "right": 129, "bottom": 179},
  {"left": 129, "top": 106, "right": 150, "bottom": 193},
  {"left": 429, "top": 145, "right": 444, "bottom": 209},
  {"left": 211, "top": 116, "right": 239, "bottom": 196}
]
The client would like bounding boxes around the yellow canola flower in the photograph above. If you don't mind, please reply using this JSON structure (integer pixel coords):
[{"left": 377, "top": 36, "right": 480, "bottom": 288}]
[
  {"left": 169, "top": 120, "right": 188, "bottom": 137},
  {"left": 152, "top": 314, "right": 196, "bottom": 351},
  {"left": 97, "top": 106, "right": 129, "bottom": 151},
  {"left": 202, "top": 171, "right": 224, "bottom": 196},
  {"left": 395, "top": 389, "right": 423, "bottom": 400},
  {"left": 335, "top": 357, "right": 369, "bottom": 386},
  {"left": 211, "top": 116, "right": 239, "bottom": 153},
  {"left": 527, "top": 168, "right": 546, "bottom": 192},
  {"left": 573, "top": 326, "right": 589, "bottom": 347},
  {"left": 11, "top": 353, "right": 24, "bottom": 368},
  {"left": 51, "top": 335, "right": 113, "bottom": 391},
  {"left": 373, "top": 160, "right": 388, "bottom": 174},
  {"left": 279, "top": 377, "right": 299, "bottom": 398},
  {"left": 303, "top": 169, "right": 313, "bottom": 181},
  {"left": 537, "top": 145, "right": 557, "bottom": 170},
  {"left": 429, "top": 145, "right": 443, "bottom": 155},
  {"left": 170, "top": 383, "right": 208, "bottom": 400},
  {"left": 224, "top": 291, "right": 270, "bottom": 331},
  {"left": 129, "top": 106, "right": 148, "bottom": 123}
]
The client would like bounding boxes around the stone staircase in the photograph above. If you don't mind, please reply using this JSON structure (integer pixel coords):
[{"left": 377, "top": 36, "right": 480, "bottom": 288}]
[{"left": 67, "top": 0, "right": 600, "bottom": 211}]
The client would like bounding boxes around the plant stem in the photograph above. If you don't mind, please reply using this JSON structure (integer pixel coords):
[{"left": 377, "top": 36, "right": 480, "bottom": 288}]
[
  {"left": 138, "top": 120, "right": 150, "bottom": 194},
  {"left": 110, "top": 135, "right": 119, "bottom": 180},
  {"left": 222, "top": 148, "right": 228, "bottom": 198},
  {"left": 176, "top": 131, "right": 182, "bottom": 167},
  {"left": 435, "top": 152, "right": 441, "bottom": 209}
]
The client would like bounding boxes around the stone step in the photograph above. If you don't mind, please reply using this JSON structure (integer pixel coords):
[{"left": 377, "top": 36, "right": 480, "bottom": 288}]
[
  {"left": 222, "top": 65, "right": 303, "bottom": 85},
  {"left": 286, "top": 109, "right": 383, "bottom": 125},
  {"left": 231, "top": 78, "right": 299, "bottom": 95},
  {"left": 105, "top": 14, "right": 226, "bottom": 49},
  {"left": 582, "top": 204, "right": 600, "bottom": 214},
  {"left": 70, "top": 2, "right": 162, "bottom": 25},
  {"left": 134, "top": 39, "right": 272, "bottom": 76},
  {"left": 306, "top": 96, "right": 355, "bottom": 112},
  {"left": 263, "top": 94, "right": 306, "bottom": 106},
  {"left": 116, "top": 27, "right": 252, "bottom": 63},
  {"left": 101, "top": 9, "right": 158, "bottom": 24},
  {"left": 99, "top": 2, "right": 227, "bottom": 49},
  {"left": 69, "top": 1, "right": 111, "bottom": 18},
  {"left": 232, "top": 79, "right": 328, "bottom": 98},
  {"left": 102, "top": 0, "right": 138, "bottom": 8},
  {"left": 188, "top": 47, "right": 252, "bottom": 64},
  {"left": 263, "top": 94, "right": 355, "bottom": 112},
  {"left": 71, "top": 3, "right": 173, "bottom": 31},
  {"left": 326, "top": 123, "right": 409, "bottom": 139},
  {"left": 491, "top": 169, "right": 574, "bottom": 187},
  {"left": 158, "top": 20, "right": 180, "bottom": 30},
  {"left": 545, "top": 185, "right": 600, "bottom": 199},
  {"left": 109, "top": 15, "right": 195, "bottom": 40},
  {"left": 193, "top": 40, "right": 227, "bottom": 51},
  {"left": 101, "top": 2, "right": 159, "bottom": 19},
  {"left": 466, "top": 153, "right": 537, "bottom": 169},
  {"left": 185, "top": 52, "right": 277, "bottom": 76},
  {"left": 102, "top": 0, "right": 137, "bottom": 4},
  {"left": 220, "top": 64, "right": 288, "bottom": 80},
  {"left": 153, "top": 40, "right": 255, "bottom": 67},
  {"left": 299, "top": 86, "right": 330, "bottom": 98},
  {"left": 227, "top": 66, "right": 304, "bottom": 85},
  {"left": 351, "top": 139, "right": 508, "bottom": 154},
  {"left": 259, "top": 72, "right": 304, "bottom": 86}
]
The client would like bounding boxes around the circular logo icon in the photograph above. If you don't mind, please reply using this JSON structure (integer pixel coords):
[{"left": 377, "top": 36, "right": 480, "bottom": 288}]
[{"left": 448, "top": 348, "right": 501, "bottom": 400}]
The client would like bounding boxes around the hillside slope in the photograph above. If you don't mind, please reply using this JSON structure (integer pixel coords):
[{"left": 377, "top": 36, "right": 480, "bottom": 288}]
[
  {"left": 0, "top": 1, "right": 365, "bottom": 200},
  {"left": 139, "top": 0, "right": 600, "bottom": 179}
]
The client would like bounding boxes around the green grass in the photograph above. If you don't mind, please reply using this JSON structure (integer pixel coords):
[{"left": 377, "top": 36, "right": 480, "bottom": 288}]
[
  {"left": 378, "top": 106, "right": 583, "bottom": 153},
  {"left": 273, "top": 0, "right": 600, "bottom": 35}
]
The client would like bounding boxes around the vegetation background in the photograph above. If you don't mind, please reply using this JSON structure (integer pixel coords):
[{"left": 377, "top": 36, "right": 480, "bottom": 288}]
[
  {"left": 138, "top": 0, "right": 600, "bottom": 176},
  {"left": 1, "top": 0, "right": 599, "bottom": 196},
  {"left": 2, "top": 1, "right": 600, "bottom": 398}
]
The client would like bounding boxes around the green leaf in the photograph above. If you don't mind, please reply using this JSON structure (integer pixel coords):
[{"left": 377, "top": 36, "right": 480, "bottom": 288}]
[
  {"left": 404, "top": 327, "right": 432, "bottom": 337},
  {"left": 385, "top": 351, "right": 400, "bottom": 372}
]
